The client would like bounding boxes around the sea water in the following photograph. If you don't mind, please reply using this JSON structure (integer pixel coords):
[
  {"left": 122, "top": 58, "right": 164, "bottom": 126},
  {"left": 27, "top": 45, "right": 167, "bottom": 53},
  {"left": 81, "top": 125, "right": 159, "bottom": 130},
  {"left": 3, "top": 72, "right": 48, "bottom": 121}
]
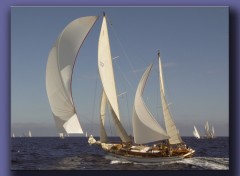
[{"left": 11, "top": 137, "right": 229, "bottom": 170}]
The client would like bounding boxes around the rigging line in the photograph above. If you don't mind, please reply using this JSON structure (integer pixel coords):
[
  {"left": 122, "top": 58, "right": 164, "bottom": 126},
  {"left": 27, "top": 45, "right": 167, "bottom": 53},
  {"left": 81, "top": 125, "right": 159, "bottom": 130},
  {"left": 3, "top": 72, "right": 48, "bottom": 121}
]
[
  {"left": 90, "top": 74, "right": 99, "bottom": 135},
  {"left": 113, "top": 60, "right": 132, "bottom": 135},
  {"left": 125, "top": 92, "right": 132, "bottom": 135},
  {"left": 114, "top": 60, "right": 135, "bottom": 93},
  {"left": 108, "top": 19, "right": 139, "bottom": 81},
  {"left": 107, "top": 101, "right": 113, "bottom": 137}
]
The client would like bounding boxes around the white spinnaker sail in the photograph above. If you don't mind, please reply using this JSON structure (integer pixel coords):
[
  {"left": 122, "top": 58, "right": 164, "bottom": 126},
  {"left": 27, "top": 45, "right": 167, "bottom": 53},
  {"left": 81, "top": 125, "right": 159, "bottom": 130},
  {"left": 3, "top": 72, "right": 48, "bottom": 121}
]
[
  {"left": 46, "top": 16, "right": 98, "bottom": 134},
  {"left": 28, "top": 130, "right": 32, "bottom": 137},
  {"left": 133, "top": 64, "right": 169, "bottom": 144},
  {"left": 100, "top": 90, "right": 108, "bottom": 143},
  {"left": 193, "top": 125, "right": 200, "bottom": 139},
  {"left": 159, "top": 53, "right": 183, "bottom": 145},
  {"left": 98, "top": 16, "right": 130, "bottom": 143}
]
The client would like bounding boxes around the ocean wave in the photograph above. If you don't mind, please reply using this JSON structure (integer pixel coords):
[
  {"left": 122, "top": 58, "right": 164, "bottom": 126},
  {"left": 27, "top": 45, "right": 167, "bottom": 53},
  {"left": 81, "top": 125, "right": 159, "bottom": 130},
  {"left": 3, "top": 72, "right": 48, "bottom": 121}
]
[{"left": 174, "top": 157, "right": 229, "bottom": 170}]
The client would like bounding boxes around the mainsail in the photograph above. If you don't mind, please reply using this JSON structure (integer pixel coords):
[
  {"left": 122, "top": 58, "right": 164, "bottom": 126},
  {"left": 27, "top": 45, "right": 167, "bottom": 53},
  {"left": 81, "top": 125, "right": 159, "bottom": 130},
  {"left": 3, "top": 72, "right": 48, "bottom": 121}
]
[
  {"left": 46, "top": 16, "right": 98, "bottom": 134},
  {"left": 158, "top": 51, "right": 183, "bottom": 145},
  {"left": 133, "top": 64, "right": 169, "bottom": 144},
  {"left": 98, "top": 15, "right": 130, "bottom": 143}
]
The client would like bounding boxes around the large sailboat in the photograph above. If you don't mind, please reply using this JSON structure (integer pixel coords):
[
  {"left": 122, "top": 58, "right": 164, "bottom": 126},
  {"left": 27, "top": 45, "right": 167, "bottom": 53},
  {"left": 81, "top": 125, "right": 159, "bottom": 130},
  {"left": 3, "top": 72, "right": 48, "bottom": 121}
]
[{"left": 46, "top": 13, "right": 195, "bottom": 162}]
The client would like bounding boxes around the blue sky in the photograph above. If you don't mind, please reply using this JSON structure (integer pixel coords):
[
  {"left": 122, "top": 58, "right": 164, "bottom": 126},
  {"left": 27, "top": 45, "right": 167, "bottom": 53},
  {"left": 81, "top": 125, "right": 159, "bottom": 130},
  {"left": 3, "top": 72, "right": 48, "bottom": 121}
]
[{"left": 11, "top": 7, "right": 228, "bottom": 137}]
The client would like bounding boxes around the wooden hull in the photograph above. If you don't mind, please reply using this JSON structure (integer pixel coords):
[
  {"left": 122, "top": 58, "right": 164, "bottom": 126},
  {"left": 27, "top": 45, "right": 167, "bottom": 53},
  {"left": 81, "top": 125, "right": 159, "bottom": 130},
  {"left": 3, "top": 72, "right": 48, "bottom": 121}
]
[
  {"left": 108, "top": 152, "right": 184, "bottom": 163},
  {"left": 101, "top": 143, "right": 195, "bottom": 163}
]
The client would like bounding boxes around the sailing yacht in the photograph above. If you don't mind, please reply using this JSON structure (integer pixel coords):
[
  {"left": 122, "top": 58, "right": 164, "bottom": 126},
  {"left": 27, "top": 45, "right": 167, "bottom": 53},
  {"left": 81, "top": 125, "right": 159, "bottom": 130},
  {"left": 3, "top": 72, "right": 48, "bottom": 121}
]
[{"left": 46, "top": 12, "right": 194, "bottom": 162}]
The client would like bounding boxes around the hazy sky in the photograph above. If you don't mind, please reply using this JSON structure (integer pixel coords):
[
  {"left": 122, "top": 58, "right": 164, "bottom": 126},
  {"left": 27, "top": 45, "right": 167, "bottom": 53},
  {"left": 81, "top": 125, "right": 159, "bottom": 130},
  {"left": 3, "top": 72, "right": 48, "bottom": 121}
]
[{"left": 11, "top": 6, "right": 229, "bottom": 137}]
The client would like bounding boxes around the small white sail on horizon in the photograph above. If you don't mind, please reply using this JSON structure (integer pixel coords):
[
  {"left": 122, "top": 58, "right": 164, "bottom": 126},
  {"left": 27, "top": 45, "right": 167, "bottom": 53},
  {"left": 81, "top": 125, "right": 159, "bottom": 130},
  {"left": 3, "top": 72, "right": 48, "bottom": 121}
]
[
  {"left": 28, "top": 130, "right": 32, "bottom": 137},
  {"left": 59, "top": 133, "right": 64, "bottom": 139},
  {"left": 204, "top": 121, "right": 215, "bottom": 139},
  {"left": 193, "top": 125, "right": 200, "bottom": 139},
  {"left": 12, "top": 133, "right": 15, "bottom": 138}
]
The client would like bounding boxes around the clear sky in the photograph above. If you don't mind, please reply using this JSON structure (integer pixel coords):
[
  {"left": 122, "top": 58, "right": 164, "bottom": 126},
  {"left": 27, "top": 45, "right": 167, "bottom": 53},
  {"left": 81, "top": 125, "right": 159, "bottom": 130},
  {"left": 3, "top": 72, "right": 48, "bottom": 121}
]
[{"left": 11, "top": 6, "right": 229, "bottom": 137}]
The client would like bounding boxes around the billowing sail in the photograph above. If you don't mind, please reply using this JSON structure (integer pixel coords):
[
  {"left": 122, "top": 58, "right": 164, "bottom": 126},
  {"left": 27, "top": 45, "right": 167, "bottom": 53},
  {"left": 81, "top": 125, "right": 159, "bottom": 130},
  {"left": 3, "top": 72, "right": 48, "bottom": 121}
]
[
  {"left": 99, "top": 90, "right": 108, "bottom": 143},
  {"left": 193, "top": 125, "right": 200, "bottom": 139},
  {"left": 98, "top": 15, "right": 130, "bottom": 143},
  {"left": 46, "top": 16, "right": 98, "bottom": 134},
  {"left": 159, "top": 52, "right": 183, "bottom": 144},
  {"left": 133, "top": 64, "right": 169, "bottom": 144}
]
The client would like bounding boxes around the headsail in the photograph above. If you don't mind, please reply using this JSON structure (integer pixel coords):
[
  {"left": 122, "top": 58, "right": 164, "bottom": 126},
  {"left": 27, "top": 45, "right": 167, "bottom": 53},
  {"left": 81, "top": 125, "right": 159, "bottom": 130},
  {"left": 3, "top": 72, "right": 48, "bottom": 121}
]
[
  {"left": 158, "top": 51, "right": 183, "bottom": 145},
  {"left": 46, "top": 16, "right": 98, "bottom": 134},
  {"left": 133, "top": 64, "right": 169, "bottom": 144},
  {"left": 98, "top": 15, "right": 130, "bottom": 143},
  {"left": 99, "top": 90, "right": 108, "bottom": 143}
]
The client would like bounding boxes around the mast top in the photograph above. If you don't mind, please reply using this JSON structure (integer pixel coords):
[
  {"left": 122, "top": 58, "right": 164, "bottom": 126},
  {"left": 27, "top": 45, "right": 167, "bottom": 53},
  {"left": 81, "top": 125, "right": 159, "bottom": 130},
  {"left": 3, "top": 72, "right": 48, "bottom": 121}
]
[{"left": 158, "top": 50, "right": 160, "bottom": 57}]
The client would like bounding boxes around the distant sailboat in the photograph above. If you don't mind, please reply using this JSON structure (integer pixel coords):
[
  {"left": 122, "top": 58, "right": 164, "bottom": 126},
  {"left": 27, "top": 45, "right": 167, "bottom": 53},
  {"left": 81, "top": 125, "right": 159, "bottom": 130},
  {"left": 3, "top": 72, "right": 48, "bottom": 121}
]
[
  {"left": 85, "top": 132, "right": 88, "bottom": 137},
  {"left": 193, "top": 125, "right": 200, "bottom": 139},
  {"left": 28, "top": 130, "right": 32, "bottom": 137},
  {"left": 12, "top": 133, "right": 15, "bottom": 138},
  {"left": 59, "top": 133, "right": 64, "bottom": 139},
  {"left": 204, "top": 121, "right": 215, "bottom": 139}
]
